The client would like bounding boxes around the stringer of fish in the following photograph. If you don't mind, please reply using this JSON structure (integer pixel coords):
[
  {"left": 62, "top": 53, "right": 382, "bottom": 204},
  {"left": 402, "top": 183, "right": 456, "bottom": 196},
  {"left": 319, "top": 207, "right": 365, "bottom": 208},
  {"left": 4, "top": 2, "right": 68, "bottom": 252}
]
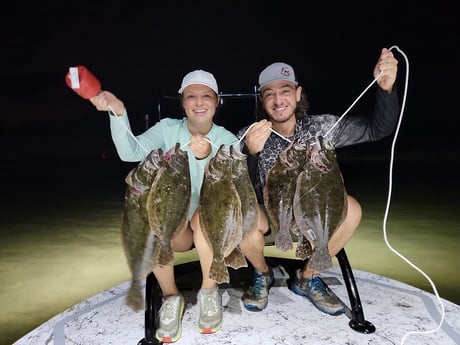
[
  {"left": 293, "top": 137, "right": 347, "bottom": 271},
  {"left": 263, "top": 140, "right": 308, "bottom": 251},
  {"left": 121, "top": 149, "right": 163, "bottom": 311}
]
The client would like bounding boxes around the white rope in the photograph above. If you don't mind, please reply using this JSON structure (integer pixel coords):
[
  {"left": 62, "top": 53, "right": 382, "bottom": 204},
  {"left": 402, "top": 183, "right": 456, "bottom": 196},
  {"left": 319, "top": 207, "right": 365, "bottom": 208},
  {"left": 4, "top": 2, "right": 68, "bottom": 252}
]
[
  {"left": 322, "top": 70, "right": 383, "bottom": 140},
  {"left": 108, "top": 105, "right": 150, "bottom": 154},
  {"left": 381, "top": 46, "right": 446, "bottom": 345},
  {"left": 180, "top": 137, "right": 219, "bottom": 151},
  {"left": 238, "top": 46, "right": 445, "bottom": 344},
  {"left": 237, "top": 122, "right": 292, "bottom": 145}
]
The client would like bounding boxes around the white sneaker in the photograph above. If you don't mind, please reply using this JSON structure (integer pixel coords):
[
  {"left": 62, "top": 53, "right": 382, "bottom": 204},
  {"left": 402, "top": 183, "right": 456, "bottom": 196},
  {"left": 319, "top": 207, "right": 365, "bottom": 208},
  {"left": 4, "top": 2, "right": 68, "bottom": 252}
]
[
  {"left": 197, "top": 288, "right": 223, "bottom": 334},
  {"left": 155, "top": 294, "right": 184, "bottom": 343}
]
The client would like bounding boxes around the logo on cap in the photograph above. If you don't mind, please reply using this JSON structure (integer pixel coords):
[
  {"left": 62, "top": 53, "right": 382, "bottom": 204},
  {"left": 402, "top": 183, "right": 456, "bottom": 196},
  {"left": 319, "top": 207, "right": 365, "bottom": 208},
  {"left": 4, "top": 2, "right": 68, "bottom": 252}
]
[
  {"left": 258, "top": 62, "right": 297, "bottom": 91},
  {"left": 280, "top": 67, "right": 292, "bottom": 77}
]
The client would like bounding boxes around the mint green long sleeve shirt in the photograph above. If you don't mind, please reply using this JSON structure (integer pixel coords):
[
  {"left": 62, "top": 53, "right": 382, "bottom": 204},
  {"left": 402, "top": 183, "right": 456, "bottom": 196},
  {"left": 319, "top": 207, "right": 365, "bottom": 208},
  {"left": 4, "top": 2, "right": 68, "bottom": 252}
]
[{"left": 109, "top": 113, "right": 239, "bottom": 220}]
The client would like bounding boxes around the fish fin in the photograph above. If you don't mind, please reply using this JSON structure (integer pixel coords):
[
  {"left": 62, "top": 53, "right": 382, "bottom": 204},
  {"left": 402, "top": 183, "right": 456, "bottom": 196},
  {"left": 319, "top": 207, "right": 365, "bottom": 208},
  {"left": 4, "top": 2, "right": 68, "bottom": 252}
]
[
  {"left": 274, "top": 226, "right": 294, "bottom": 251},
  {"left": 126, "top": 281, "right": 144, "bottom": 311},
  {"left": 295, "top": 236, "right": 314, "bottom": 259},
  {"left": 157, "top": 241, "right": 174, "bottom": 266},
  {"left": 224, "top": 248, "right": 248, "bottom": 269},
  {"left": 307, "top": 247, "right": 333, "bottom": 271},
  {"left": 209, "top": 258, "right": 230, "bottom": 284}
]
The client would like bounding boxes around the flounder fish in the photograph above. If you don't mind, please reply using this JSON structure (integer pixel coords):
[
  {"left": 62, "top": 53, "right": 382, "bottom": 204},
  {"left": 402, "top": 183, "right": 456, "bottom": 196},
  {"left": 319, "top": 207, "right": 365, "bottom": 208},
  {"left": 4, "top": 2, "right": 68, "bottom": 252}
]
[
  {"left": 148, "top": 143, "right": 191, "bottom": 266},
  {"left": 230, "top": 145, "right": 259, "bottom": 239},
  {"left": 199, "top": 144, "right": 244, "bottom": 283},
  {"left": 223, "top": 146, "right": 258, "bottom": 269},
  {"left": 263, "top": 140, "right": 309, "bottom": 251},
  {"left": 121, "top": 149, "right": 163, "bottom": 311},
  {"left": 293, "top": 136, "right": 347, "bottom": 271}
]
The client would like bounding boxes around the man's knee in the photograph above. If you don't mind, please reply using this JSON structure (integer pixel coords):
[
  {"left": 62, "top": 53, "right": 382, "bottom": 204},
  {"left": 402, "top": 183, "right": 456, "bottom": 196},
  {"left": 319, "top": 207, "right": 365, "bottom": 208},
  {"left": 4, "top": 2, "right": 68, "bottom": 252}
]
[{"left": 346, "top": 195, "right": 362, "bottom": 228}]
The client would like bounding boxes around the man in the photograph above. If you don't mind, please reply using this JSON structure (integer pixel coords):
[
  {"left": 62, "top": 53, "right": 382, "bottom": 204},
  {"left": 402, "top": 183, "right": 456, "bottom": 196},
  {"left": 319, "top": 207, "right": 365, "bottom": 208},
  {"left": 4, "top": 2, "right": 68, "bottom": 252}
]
[{"left": 237, "top": 48, "right": 399, "bottom": 315}]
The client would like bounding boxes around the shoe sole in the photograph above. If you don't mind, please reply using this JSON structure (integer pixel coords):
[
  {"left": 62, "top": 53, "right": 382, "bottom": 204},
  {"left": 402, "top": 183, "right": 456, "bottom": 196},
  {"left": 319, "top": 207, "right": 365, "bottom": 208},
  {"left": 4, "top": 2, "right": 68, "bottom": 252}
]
[
  {"left": 290, "top": 283, "right": 346, "bottom": 316},
  {"left": 244, "top": 302, "right": 268, "bottom": 312},
  {"left": 243, "top": 274, "right": 274, "bottom": 312},
  {"left": 197, "top": 320, "right": 223, "bottom": 334}
]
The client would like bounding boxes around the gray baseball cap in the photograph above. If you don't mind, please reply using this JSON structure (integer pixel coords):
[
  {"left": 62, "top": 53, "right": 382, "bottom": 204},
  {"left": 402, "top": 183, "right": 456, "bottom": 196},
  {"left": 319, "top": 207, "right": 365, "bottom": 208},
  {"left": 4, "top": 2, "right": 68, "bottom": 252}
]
[
  {"left": 178, "top": 69, "right": 219, "bottom": 94},
  {"left": 258, "top": 62, "right": 298, "bottom": 91}
]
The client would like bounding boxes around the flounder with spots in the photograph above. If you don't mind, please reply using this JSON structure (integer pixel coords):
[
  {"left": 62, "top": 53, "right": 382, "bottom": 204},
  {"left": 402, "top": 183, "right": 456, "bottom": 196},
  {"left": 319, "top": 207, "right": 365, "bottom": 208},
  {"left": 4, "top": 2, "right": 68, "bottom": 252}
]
[
  {"left": 293, "top": 136, "right": 347, "bottom": 271},
  {"left": 148, "top": 143, "right": 191, "bottom": 266},
  {"left": 263, "top": 139, "right": 309, "bottom": 252},
  {"left": 121, "top": 149, "right": 163, "bottom": 311},
  {"left": 199, "top": 144, "right": 244, "bottom": 283},
  {"left": 224, "top": 145, "right": 259, "bottom": 269}
]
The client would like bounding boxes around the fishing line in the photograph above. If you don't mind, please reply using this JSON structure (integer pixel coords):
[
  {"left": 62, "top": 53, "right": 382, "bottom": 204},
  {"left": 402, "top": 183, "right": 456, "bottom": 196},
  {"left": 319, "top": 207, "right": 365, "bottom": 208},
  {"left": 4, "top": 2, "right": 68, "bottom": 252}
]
[
  {"left": 327, "top": 46, "right": 445, "bottom": 344},
  {"left": 322, "top": 45, "right": 445, "bottom": 344},
  {"left": 180, "top": 138, "right": 219, "bottom": 151},
  {"left": 378, "top": 47, "right": 446, "bottom": 345},
  {"left": 239, "top": 47, "right": 445, "bottom": 343},
  {"left": 322, "top": 71, "right": 383, "bottom": 140},
  {"left": 65, "top": 66, "right": 151, "bottom": 155},
  {"left": 108, "top": 105, "right": 151, "bottom": 155},
  {"left": 237, "top": 122, "right": 292, "bottom": 145}
]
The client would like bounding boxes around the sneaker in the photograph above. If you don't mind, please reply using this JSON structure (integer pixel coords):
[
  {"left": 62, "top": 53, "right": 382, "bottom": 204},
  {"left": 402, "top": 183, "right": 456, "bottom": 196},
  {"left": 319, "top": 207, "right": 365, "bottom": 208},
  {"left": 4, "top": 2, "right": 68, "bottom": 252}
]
[
  {"left": 242, "top": 266, "right": 274, "bottom": 312},
  {"left": 290, "top": 269, "right": 346, "bottom": 315},
  {"left": 197, "top": 288, "right": 223, "bottom": 334},
  {"left": 155, "top": 294, "right": 184, "bottom": 343}
]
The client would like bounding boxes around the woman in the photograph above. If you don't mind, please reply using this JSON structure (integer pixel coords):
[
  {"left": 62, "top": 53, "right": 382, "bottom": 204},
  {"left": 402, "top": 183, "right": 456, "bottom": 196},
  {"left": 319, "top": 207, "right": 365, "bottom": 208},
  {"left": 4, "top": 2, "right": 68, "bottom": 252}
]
[{"left": 90, "top": 69, "right": 239, "bottom": 343}]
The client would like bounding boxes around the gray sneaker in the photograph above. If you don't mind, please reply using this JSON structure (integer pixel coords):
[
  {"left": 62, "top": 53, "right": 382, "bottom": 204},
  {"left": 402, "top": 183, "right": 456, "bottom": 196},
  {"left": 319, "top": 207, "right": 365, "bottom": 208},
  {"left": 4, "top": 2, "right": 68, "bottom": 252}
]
[
  {"left": 242, "top": 266, "right": 274, "bottom": 312},
  {"left": 290, "top": 269, "right": 345, "bottom": 315},
  {"left": 155, "top": 294, "right": 184, "bottom": 343},
  {"left": 197, "top": 288, "right": 223, "bottom": 334}
]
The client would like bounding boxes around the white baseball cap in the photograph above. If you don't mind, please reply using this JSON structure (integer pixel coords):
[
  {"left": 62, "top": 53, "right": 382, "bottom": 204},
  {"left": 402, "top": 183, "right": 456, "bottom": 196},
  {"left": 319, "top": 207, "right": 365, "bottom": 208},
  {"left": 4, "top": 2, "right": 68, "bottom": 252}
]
[
  {"left": 178, "top": 69, "right": 219, "bottom": 94},
  {"left": 258, "top": 62, "right": 298, "bottom": 91}
]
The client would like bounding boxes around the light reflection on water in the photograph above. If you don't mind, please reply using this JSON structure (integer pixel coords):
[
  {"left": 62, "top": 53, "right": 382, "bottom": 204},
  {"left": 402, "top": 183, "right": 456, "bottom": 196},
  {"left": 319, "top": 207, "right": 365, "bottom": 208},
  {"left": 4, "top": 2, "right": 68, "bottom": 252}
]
[{"left": 1, "top": 159, "right": 458, "bottom": 345}]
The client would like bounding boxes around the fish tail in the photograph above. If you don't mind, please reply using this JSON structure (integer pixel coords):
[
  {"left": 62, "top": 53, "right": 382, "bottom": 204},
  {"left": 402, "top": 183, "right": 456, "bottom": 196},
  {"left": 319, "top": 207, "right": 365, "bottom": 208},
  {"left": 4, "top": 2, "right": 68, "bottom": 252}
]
[
  {"left": 307, "top": 247, "right": 333, "bottom": 272},
  {"left": 126, "top": 281, "right": 144, "bottom": 311},
  {"left": 275, "top": 227, "right": 294, "bottom": 251},
  {"left": 157, "top": 242, "right": 174, "bottom": 266},
  {"left": 224, "top": 249, "right": 248, "bottom": 269},
  {"left": 209, "top": 260, "right": 230, "bottom": 284}
]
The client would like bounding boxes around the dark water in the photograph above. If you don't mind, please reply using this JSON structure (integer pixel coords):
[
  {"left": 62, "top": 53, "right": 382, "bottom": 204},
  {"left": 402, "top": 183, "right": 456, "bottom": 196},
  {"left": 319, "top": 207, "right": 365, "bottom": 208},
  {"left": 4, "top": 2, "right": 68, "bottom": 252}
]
[{"left": 1, "top": 156, "right": 459, "bottom": 345}]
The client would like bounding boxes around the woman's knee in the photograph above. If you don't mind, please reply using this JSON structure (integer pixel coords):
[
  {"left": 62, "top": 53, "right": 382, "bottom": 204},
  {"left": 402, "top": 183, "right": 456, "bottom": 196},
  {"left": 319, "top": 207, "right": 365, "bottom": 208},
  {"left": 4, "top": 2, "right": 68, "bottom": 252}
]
[{"left": 171, "top": 223, "right": 194, "bottom": 252}]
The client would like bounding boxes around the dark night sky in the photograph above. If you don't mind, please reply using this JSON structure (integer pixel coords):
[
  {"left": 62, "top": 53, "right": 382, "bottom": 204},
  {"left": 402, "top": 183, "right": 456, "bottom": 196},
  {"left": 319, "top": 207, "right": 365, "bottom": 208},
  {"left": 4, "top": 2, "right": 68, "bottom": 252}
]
[{"left": 0, "top": 1, "right": 458, "bottom": 160}]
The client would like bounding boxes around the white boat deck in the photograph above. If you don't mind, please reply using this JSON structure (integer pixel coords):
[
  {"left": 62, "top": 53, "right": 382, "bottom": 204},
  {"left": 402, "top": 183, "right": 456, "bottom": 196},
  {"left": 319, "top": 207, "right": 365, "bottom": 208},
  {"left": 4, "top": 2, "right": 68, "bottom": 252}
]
[{"left": 13, "top": 259, "right": 460, "bottom": 345}]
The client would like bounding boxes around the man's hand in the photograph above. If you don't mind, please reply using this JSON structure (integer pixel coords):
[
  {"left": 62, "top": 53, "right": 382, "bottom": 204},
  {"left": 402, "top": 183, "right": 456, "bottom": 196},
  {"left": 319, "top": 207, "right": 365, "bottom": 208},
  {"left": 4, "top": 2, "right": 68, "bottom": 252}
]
[
  {"left": 244, "top": 120, "right": 272, "bottom": 155},
  {"left": 373, "top": 48, "right": 398, "bottom": 92}
]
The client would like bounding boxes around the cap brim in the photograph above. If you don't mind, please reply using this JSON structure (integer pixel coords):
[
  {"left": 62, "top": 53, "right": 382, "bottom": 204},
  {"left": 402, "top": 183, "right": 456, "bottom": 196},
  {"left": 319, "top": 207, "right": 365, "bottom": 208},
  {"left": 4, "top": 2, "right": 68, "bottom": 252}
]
[
  {"left": 257, "top": 79, "right": 298, "bottom": 91},
  {"left": 178, "top": 82, "right": 218, "bottom": 94}
]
